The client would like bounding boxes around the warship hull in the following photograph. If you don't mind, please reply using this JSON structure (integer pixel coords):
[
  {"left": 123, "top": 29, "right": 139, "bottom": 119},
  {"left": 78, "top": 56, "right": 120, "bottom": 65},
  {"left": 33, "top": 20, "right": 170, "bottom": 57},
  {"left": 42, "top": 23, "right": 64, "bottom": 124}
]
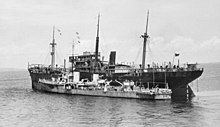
[{"left": 31, "top": 79, "right": 171, "bottom": 100}]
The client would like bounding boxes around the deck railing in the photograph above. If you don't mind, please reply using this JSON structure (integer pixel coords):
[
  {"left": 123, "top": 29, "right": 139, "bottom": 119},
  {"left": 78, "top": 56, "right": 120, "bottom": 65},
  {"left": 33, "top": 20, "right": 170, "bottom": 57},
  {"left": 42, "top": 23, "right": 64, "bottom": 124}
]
[
  {"left": 28, "top": 64, "right": 65, "bottom": 73},
  {"left": 105, "top": 67, "right": 203, "bottom": 73},
  {"left": 28, "top": 63, "right": 203, "bottom": 74}
]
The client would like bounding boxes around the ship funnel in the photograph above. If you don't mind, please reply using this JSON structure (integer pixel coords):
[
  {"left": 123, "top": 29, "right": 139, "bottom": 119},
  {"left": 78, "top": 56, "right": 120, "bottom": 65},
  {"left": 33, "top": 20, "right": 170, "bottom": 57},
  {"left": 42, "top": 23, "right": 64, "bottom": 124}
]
[{"left": 109, "top": 51, "right": 116, "bottom": 65}]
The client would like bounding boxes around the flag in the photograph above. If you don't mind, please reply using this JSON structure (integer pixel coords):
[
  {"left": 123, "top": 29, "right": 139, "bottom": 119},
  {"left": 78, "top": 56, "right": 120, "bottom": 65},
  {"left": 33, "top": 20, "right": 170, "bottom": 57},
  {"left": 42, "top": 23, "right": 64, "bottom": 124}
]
[
  {"left": 57, "top": 29, "right": 62, "bottom": 35},
  {"left": 73, "top": 32, "right": 80, "bottom": 43},
  {"left": 175, "top": 53, "right": 180, "bottom": 57}
]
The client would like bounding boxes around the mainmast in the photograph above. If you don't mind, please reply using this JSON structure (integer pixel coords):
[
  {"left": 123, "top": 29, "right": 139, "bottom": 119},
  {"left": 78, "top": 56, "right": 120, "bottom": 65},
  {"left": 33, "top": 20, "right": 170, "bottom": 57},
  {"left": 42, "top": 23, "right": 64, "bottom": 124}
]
[
  {"left": 141, "top": 10, "right": 150, "bottom": 71},
  {"left": 50, "top": 25, "right": 56, "bottom": 69},
  {"left": 95, "top": 14, "right": 100, "bottom": 70}
]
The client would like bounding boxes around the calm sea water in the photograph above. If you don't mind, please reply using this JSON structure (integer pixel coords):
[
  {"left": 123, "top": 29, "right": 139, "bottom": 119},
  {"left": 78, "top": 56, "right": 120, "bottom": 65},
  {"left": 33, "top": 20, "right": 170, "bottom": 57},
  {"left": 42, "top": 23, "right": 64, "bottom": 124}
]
[{"left": 0, "top": 63, "right": 220, "bottom": 127}]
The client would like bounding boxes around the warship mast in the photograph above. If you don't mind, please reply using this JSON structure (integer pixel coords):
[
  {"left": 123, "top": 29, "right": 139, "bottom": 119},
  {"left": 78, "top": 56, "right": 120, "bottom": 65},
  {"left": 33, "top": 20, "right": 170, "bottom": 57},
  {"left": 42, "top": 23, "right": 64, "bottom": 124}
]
[
  {"left": 141, "top": 10, "right": 150, "bottom": 71},
  {"left": 50, "top": 25, "right": 56, "bottom": 69},
  {"left": 94, "top": 14, "right": 100, "bottom": 71}
]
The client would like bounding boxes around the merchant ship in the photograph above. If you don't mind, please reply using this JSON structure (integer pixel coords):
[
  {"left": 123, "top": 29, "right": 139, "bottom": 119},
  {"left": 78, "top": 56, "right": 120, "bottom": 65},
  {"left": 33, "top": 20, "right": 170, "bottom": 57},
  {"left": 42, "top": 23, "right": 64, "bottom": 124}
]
[{"left": 28, "top": 12, "right": 203, "bottom": 101}]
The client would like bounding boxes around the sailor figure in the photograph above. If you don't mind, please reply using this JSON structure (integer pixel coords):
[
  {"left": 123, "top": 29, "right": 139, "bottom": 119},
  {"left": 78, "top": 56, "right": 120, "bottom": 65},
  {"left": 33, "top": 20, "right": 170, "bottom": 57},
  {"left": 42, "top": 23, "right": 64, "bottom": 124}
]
[{"left": 104, "top": 84, "right": 107, "bottom": 92}]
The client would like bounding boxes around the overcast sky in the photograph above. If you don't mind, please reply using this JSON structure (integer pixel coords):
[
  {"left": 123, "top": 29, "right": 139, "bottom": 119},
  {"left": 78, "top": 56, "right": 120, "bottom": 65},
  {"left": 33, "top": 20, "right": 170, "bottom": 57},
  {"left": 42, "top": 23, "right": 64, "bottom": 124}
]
[{"left": 0, "top": 0, "right": 220, "bottom": 69}]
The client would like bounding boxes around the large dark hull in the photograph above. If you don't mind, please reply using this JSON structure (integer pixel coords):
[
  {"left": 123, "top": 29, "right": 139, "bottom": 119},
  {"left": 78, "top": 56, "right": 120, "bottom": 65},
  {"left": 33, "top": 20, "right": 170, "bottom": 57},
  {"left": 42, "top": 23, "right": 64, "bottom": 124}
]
[
  {"left": 28, "top": 69, "right": 203, "bottom": 101},
  {"left": 122, "top": 70, "right": 203, "bottom": 101}
]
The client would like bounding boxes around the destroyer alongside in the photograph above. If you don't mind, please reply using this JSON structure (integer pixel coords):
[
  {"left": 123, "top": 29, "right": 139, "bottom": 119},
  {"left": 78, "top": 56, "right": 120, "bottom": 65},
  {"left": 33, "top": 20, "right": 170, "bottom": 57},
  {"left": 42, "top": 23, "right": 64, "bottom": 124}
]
[
  {"left": 36, "top": 77, "right": 172, "bottom": 100},
  {"left": 28, "top": 12, "right": 203, "bottom": 101}
]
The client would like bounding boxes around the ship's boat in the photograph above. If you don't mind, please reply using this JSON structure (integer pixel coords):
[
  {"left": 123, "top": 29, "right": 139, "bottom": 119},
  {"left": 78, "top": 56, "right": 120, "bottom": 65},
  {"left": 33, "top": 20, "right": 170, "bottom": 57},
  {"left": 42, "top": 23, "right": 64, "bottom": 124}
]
[{"left": 28, "top": 12, "right": 203, "bottom": 101}]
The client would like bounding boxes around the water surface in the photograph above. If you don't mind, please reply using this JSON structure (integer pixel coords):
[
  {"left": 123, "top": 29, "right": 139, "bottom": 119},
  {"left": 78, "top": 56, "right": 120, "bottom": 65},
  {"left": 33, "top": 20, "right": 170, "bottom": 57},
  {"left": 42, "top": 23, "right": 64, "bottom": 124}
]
[{"left": 0, "top": 63, "right": 220, "bottom": 126}]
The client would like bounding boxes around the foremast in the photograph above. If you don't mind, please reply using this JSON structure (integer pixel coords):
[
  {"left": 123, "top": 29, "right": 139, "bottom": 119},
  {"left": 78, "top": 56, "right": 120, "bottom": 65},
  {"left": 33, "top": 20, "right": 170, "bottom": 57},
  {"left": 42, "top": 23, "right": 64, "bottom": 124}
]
[
  {"left": 50, "top": 26, "right": 56, "bottom": 69},
  {"left": 141, "top": 10, "right": 150, "bottom": 71},
  {"left": 94, "top": 14, "right": 100, "bottom": 71}
]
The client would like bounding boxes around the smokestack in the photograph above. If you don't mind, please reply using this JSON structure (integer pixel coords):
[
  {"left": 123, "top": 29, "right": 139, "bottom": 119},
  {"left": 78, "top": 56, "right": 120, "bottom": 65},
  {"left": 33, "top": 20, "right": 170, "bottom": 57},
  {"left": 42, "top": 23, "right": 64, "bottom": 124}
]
[{"left": 109, "top": 51, "right": 116, "bottom": 65}]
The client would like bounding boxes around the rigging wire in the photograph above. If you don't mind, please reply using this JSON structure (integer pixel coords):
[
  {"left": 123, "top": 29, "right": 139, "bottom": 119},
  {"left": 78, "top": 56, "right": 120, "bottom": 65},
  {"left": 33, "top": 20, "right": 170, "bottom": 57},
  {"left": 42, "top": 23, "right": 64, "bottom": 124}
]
[
  {"left": 98, "top": 24, "right": 105, "bottom": 58},
  {"left": 56, "top": 49, "right": 64, "bottom": 66},
  {"left": 134, "top": 39, "right": 143, "bottom": 64},
  {"left": 149, "top": 38, "right": 156, "bottom": 62},
  {"left": 43, "top": 45, "right": 51, "bottom": 65},
  {"left": 146, "top": 39, "right": 153, "bottom": 63},
  {"left": 55, "top": 30, "right": 66, "bottom": 66},
  {"left": 146, "top": 38, "right": 162, "bottom": 65}
]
